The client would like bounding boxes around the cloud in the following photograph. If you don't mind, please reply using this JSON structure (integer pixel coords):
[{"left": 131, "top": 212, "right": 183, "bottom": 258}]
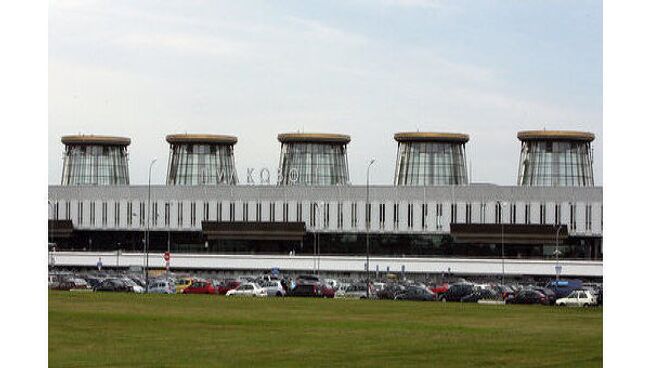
[
  {"left": 378, "top": 0, "right": 442, "bottom": 9},
  {"left": 284, "top": 15, "right": 370, "bottom": 47},
  {"left": 114, "top": 32, "right": 249, "bottom": 58},
  {"left": 48, "top": 1, "right": 602, "bottom": 185}
]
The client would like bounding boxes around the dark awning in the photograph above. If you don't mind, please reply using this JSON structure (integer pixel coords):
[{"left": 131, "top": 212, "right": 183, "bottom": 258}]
[
  {"left": 48, "top": 220, "right": 74, "bottom": 238},
  {"left": 202, "top": 221, "right": 306, "bottom": 241},
  {"left": 450, "top": 223, "right": 568, "bottom": 244}
]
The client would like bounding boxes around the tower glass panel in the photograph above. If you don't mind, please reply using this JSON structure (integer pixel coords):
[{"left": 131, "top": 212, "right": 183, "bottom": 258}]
[
  {"left": 166, "top": 135, "right": 238, "bottom": 185},
  {"left": 517, "top": 131, "right": 594, "bottom": 187},
  {"left": 277, "top": 133, "right": 350, "bottom": 186},
  {"left": 393, "top": 132, "right": 469, "bottom": 186},
  {"left": 61, "top": 136, "right": 130, "bottom": 186}
]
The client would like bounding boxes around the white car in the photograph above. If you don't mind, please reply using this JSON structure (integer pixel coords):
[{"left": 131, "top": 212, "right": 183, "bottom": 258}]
[
  {"left": 556, "top": 290, "right": 597, "bottom": 307},
  {"left": 121, "top": 278, "right": 145, "bottom": 293},
  {"left": 148, "top": 280, "right": 175, "bottom": 294},
  {"left": 324, "top": 279, "right": 339, "bottom": 290},
  {"left": 335, "top": 283, "right": 371, "bottom": 299},
  {"left": 226, "top": 283, "right": 267, "bottom": 297},
  {"left": 261, "top": 280, "right": 286, "bottom": 297}
]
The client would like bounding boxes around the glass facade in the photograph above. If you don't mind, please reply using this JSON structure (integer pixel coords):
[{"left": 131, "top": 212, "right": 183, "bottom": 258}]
[
  {"left": 166, "top": 143, "right": 238, "bottom": 185},
  {"left": 394, "top": 141, "right": 468, "bottom": 185},
  {"left": 54, "top": 230, "right": 602, "bottom": 260},
  {"left": 61, "top": 144, "right": 129, "bottom": 185},
  {"left": 278, "top": 142, "right": 350, "bottom": 186},
  {"left": 517, "top": 140, "right": 594, "bottom": 186}
]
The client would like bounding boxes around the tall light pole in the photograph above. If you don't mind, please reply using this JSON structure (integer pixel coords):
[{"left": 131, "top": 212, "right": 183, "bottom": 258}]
[
  {"left": 47, "top": 200, "right": 54, "bottom": 244},
  {"left": 366, "top": 158, "right": 375, "bottom": 298},
  {"left": 145, "top": 158, "right": 157, "bottom": 293},
  {"left": 555, "top": 225, "right": 562, "bottom": 282},
  {"left": 312, "top": 202, "right": 321, "bottom": 276},
  {"left": 496, "top": 200, "right": 506, "bottom": 286},
  {"left": 47, "top": 200, "right": 54, "bottom": 270}
]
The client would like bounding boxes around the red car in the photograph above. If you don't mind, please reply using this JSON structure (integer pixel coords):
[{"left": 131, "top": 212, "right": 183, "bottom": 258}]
[
  {"left": 290, "top": 281, "right": 335, "bottom": 298},
  {"left": 182, "top": 280, "right": 216, "bottom": 294},
  {"left": 217, "top": 280, "right": 241, "bottom": 295},
  {"left": 429, "top": 283, "right": 449, "bottom": 295}
]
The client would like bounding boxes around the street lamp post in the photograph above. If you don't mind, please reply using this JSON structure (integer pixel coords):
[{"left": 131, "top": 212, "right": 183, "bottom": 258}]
[
  {"left": 317, "top": 203, "right": 322, "bottom": 276},
  {"left": 366, "top": 158, "right": 376, "bottom": 298},
  {"left": 167, "top": 228, "right": 171, "bottom": 278},
  {"left": 555, "top": 225, "right": 562, "bottom": 281},
  {"left": 145, "top": 158, "right": 157, "bottom": 293},
  {"left": 47, "top": 200, "right": 52, "bottom": 244},
  {"left": 313, "top": 202, "right": 320, "bottom": 275},
  {"left": 496, "top": 201, "right": 506, "bottom": 286},
  {"left": 47, "top": 201, "right": 53, "bottom": 270}
]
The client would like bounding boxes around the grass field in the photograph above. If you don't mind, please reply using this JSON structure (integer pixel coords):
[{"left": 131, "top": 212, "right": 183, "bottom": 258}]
[{"left": 49, "top": 291, "right": 602, "bottom": 367}]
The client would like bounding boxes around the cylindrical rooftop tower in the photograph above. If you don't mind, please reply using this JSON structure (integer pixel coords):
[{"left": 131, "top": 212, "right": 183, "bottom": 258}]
[
  {"left": 166, "top": 134, "right": 238, "bottom": 185},
  {"left": 517, "top": 130, "right": 595, "bottom": 187},
  {"left": 60, "top": 135, "right": 131, "bottom": 186},
  {"left": 277, "top": 133, "right": 351, "bottom": 186},
  {"left": 393, "top": 132, "right": 469, "bottom": 186}
]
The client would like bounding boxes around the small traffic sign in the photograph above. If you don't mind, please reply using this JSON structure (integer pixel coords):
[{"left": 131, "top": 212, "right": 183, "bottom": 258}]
[{"left": 163, "top": 252, "right": 171, "bottom": 262}]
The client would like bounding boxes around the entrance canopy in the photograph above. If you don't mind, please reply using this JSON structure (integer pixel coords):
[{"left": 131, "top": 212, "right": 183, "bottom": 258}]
[
  {"left": 48, "top": 220, "right": 74, "bottom": 238},
  {"left": 202, "top": 221, "right": 306, "bottom": 241},
  {"left": 450, "top": 224, "right": 568, "bottom": 244}
]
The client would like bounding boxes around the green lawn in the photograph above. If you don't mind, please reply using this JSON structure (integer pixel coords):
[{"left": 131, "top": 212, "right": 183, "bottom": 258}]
[{"left": 49, "top": 291, "right": 602, "bottom": 368}]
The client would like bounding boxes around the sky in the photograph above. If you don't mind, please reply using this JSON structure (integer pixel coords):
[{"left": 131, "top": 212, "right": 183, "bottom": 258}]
[{"left": 48, "top": 0, "right": 603, "bottom": 186}]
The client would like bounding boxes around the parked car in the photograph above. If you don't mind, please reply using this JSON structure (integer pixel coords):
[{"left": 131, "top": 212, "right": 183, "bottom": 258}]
[
  {"left": 460, "top": 288, "right": 500, "bottom": 303},
  {"left": 217, "top": 280, "right": 242, "bottom": 295},
  {"left": 373, "top": 282, "right": 386, "bottom": 293},
  {"left": 260, "top": 280, "right": 286, "bottom": 297},
  {"left": 290, "top": 281, "right": 335, "bottom": 298},
  {"left": 439, "top": 283, "right": 476, "bottom": 302},
  {"left": 493, "top": 284, "right": 515, "bottom": 300},
  {"left": 555, "top": 290, "right": 597, "bottom": 307},
  {"left": 324, "top": 279, "right": 339, "bottom": 290},
  {"left": 63, "top": 278, "right": 89, "bottom": 290},
  {"left": 546, "top": 279, "right": 583, "bottom": 299},
  {"left": 428, "top": 283, "right": 449, "bottom": 295},
  {"left": 506, "top": 290, "right": 550, "bottom": 305},
  {"left": 529, "top": 287, "right": 557, "bottom": 305},
  {"left": 395, "top": 285, "right": 436, "bottom": 301},
  {"left": 94, "top": 278, "right": 134, "bottom": 293},
  {"left": 182, "top": 280, "right": 216, "bottom": 294},
  {"left": 129, "top": 276, "right": 146, "bottom": 288},
  {"left": 148, "top": 280, "right": 175, "bottom": 294},
  {"left": 175, "top": 277, "right": 194, "bottom": 294},
  {"left": 335, "top": 283, "right": 373, "bottom": 299},
  {"left": 377, "top": 283, "right": 406, "bottom": 300},
  {"left": 48, "top": 274, "right": 58, "bottom": 289},
  {"left": 83, "top": 276, "right": 104, "bottom": 289},
  {"left": 50, "top": 278, "right": 76, "bottom": 291},
  {"left": 226, "top": 283, "right": 267, "bottom": 297},
  {"left": 121, "top": 278, "right": 145, "bottom": 293}
]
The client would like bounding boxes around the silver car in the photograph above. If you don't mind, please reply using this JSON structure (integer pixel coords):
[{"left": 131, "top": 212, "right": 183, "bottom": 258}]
[
  {"left": 335, "top": 283, "right": 372, "bottom": 299},
  {"left": 148, "top": 280, "right": 175, "bottom": 294},
  {"left": 261, "top": 280, "right": 286, "bottom": 297}
]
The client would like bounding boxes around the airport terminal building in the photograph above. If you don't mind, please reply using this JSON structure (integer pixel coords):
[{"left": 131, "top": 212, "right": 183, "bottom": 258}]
[{"left": 48, "top": 130, "right": 602, "bottom": 277}]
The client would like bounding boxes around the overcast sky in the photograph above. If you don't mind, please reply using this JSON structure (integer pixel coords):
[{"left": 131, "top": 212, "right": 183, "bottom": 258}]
[{"left": 49, "top": 0, "right": 602, "bottom": 186}]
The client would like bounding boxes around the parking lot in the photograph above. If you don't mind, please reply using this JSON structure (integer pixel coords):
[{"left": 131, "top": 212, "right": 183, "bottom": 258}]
[{"left": 48, "top": 269, "right": 603, "bottom": 307}]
